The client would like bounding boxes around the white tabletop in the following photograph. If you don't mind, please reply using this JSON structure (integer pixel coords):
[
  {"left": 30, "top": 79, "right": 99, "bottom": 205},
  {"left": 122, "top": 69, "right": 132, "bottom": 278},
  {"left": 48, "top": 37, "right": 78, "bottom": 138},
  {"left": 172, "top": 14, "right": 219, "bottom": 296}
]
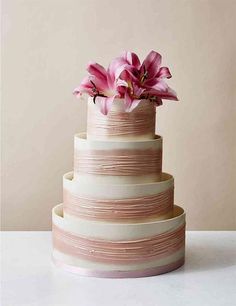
[{"left": 1, "top": 231, "right": 236, "bottom": 306}]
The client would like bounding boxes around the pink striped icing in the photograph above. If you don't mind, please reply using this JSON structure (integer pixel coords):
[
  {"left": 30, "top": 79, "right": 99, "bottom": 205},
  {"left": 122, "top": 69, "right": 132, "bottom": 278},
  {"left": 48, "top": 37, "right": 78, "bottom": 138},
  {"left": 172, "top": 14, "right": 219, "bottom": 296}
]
[
  {"left": 87, "top": 102, "right": 156, "bottom": 138},
  {"left": 63, "top": 187, "right": 174, "bottom": 221},
  {"left": 52, "top": 223, "right": 185, "bottom": 264},
  {"left": 74, "top": 148, "right": 162, "bottom": 176},
  {"left": 53, "top": 256, "right": 185, "bottom": 278}
]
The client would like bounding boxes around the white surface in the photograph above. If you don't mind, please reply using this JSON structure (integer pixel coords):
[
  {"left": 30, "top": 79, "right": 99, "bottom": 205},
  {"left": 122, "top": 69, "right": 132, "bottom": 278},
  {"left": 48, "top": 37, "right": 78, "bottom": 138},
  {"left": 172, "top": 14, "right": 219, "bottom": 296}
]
[{"left": 1, "top": 231, "right": 236, "bottom": 306}]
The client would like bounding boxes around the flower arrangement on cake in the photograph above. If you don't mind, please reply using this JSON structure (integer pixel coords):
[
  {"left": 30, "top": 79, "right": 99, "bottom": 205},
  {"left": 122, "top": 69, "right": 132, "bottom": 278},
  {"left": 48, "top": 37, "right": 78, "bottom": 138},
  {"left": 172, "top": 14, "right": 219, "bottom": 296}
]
[{"left": 73, "top": 50, "right": 178, "bottom": 115}]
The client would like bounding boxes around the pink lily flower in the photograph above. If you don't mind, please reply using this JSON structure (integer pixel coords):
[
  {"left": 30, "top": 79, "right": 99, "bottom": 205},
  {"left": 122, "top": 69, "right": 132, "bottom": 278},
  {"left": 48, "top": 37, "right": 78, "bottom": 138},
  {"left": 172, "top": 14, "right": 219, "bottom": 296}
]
[
  {"left": 120, "top": 51, "right": 141, "bottom": 69},
  {"left": 139, "top": 51, "right": 178, "bottom": 103},
  {"left": 117, "top": 50, "right": 178, "bottom": 109},
  {"left": 73, "top": 58, "right": 128, "bottom": 115},
  {"left": 73, "top": 50, "right": 178, "bottom": 115}
]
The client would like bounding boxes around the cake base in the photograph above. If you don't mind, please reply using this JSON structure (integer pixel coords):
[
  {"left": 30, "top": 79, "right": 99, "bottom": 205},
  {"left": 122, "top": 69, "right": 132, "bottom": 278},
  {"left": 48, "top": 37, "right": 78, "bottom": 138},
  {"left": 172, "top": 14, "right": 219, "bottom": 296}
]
[
  {"left": 52, "top": 256, "right": 185, "bottom": 278},
  {"left": 52, "top": 204, "right": 185, "bottom": 278}
]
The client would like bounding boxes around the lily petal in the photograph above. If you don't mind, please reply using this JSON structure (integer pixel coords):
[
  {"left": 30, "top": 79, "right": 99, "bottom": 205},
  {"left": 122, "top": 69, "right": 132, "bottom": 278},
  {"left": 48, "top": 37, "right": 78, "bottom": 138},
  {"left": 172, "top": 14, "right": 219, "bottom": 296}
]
[
  {"left": 73, "top": 76, "right": 94, "bottom": 96},
  {"left": 115, "top": 78, "right": 128, "bottom": 96},
  {"left": 128, "top": 99, "right": 142, "bottom": 112},
  {"left": 95, "top": 96, "right": 116, "bottom": 115},
  {"left": 86, "top": 62, "right": 109, "bottom": 91},
  {"left": 142, "top": 77, "right": 159, "bottom": 87},
  {"left": 121, "top": 51, "right": 141, "bottom": 68},
  {"left": 156, "top": 67, "right": 172, "bottom": 79},
  {"left": 108, "top": 57, "right": 128, "bottom": 83},
  {"left": 144, "top": 86, "right": 178, "bottom": 101},
  {"left": 152, "top": 80, "right": 169, "bottom": 91},
  {"left": 87, "top": 61, "right": 107, "bottom": 81},
  {"left": 124, "top": 90, "right": 142, "bottom": 112},
  {"left": 124, "top": 90, "right": 133, "bottom": 111},
  {"left": 121, "top": 65, "right": 140, "bottom": 82},
  {"left": 141, "top": 50, "right": 162, "bottom": 79}
]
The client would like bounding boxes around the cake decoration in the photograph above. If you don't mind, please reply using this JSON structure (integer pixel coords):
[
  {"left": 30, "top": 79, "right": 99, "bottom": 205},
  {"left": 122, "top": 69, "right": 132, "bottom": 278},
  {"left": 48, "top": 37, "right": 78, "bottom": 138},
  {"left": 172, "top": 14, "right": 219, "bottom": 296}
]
[{"left": 73, "top": 50, "right": 178, "bottom": 114}]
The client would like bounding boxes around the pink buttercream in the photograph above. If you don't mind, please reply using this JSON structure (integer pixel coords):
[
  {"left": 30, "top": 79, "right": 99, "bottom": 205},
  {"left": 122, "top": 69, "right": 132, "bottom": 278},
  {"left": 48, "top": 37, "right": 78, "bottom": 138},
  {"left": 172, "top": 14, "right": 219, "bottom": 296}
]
[{"left": 63, "top": 187, "right": 174, "bottom": 221}]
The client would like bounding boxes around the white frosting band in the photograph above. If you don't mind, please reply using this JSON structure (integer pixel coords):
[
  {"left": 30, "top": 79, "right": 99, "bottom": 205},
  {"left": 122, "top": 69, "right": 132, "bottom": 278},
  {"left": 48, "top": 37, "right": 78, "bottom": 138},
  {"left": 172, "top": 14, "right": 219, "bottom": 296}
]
[
  {"left": 53, "top": 247, "right": 185, "bottom": 271},
  {"left": 52, "top": 204, "right": 185, "bottom": 240},
  {"left": 64, "top": 171, "right": 174, "bottom": 199}
]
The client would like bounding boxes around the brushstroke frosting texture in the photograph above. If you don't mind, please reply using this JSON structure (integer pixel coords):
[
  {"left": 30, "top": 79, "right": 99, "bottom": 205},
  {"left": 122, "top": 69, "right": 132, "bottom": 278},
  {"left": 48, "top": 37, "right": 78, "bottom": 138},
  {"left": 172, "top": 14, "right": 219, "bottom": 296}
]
[
  {"left": 52, "top": 96, "right": 186, "bottom": 277},
  {"left": 87, "top": 98, "right": 156, "bottom": 141},
  {"left": 74, "top": 133, "right": 162, "bottom": 184}
]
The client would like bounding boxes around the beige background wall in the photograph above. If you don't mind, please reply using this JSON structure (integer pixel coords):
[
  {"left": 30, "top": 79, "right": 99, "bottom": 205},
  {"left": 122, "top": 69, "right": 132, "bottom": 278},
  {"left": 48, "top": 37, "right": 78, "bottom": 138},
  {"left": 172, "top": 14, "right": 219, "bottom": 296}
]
[{"left": 2, "top": 0, "right": 236, "bottom": 230}]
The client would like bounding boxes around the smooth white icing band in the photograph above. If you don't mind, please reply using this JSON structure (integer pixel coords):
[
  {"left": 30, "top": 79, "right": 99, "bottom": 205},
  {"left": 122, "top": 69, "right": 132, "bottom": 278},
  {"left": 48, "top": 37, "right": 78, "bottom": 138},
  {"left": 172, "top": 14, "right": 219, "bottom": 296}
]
[{"left": 64, "top": 171, "right": 174, "bottom": 199}]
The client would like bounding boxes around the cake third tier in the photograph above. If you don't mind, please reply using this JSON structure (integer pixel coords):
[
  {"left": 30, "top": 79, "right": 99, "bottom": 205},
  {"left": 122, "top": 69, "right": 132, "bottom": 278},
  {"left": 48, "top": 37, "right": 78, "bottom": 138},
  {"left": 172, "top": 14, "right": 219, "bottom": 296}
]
[{"left": 64, "top": 171, "right": 174, "bottom": 222}]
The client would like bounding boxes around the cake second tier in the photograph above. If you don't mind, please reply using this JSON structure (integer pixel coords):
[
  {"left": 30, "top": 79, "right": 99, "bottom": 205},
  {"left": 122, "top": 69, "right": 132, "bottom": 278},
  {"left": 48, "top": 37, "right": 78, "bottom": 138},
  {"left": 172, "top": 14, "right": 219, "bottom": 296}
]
[{"left": 74, "top": 133, "right": 162, "bottom": 184}]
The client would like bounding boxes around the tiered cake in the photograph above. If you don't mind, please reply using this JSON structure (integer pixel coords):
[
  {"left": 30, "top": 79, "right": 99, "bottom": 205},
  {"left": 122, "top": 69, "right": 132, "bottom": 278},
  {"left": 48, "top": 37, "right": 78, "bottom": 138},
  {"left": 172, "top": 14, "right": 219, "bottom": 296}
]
[{"left": 52, "top": 96, "right": 186, "bottom": 278}]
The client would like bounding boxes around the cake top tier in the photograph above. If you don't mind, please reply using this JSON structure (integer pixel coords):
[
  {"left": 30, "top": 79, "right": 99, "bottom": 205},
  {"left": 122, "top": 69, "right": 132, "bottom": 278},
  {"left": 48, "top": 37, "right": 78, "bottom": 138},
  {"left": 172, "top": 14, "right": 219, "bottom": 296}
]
[{"left": 87, "top": 97, "right": 156, "bottom": 140}]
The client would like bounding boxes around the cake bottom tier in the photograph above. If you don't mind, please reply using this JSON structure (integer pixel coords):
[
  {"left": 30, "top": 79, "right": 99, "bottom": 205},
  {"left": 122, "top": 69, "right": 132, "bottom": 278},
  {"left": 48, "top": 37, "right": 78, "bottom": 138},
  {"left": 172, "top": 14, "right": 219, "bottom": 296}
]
[{"left": 52, "top": 204, "right": 185, "bottom": 278}]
